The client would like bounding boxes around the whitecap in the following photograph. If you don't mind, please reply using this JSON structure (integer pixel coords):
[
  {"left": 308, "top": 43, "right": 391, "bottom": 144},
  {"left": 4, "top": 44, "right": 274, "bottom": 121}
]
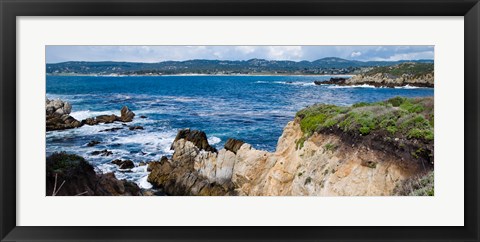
[
  {"left": 327, "top": 84, "right": 379, "bottom": 89},
  {"left": 70, "top": 110, "right": 118, "bottom": 120},
  {"left": 394, "top": 85, "right": 425, "bottom": 89},
  {"left": 208, "top": 136, "right": 221, "bottom": 145}
]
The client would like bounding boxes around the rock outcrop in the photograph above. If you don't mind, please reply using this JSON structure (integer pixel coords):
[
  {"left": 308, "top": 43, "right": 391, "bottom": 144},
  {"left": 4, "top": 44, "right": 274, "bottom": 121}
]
[
  {"left": 120, "top": 106, "right": 135, "bottom": 122},
  {"left": 46, "top": 98, "right": 82, "bottom": 131},
  {"left": 46, "top": 152, "right": 141, "bottom": 196},
  {"left": 81, "top": 106, "right": 136, "bottom": 125},
  {"left": 315, "top": 74, "right": 434, "bottom": 88},
  {"left": 148, "top": 120, "right": 433, "bottom": 196},
  {"left": 314, "top": 63, "right": 434, "bottom": 88},
  {"left": 148, "top": 130, "right": 233, "bottom": 195},
  {"left": 171, "top": 129, "right": 217, "bottom": 153},
  {"left": 46, "top": 98, "right": 137, "bottom": 131}
]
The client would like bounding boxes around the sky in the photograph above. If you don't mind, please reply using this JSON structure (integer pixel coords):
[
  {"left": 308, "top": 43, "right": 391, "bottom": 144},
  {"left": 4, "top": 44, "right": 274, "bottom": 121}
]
[{"left": 46, "top": 46, "right": 434, "bottom": 63}]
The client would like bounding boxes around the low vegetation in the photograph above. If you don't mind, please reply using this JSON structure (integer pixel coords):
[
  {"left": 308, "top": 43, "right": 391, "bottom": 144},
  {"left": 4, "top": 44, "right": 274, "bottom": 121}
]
[
  {"left": 296, "top": 96, "right": 434, "bottom": 148},
  {"left": 365, "top": 62, "right": 434, "bottom": 77},
  {"left": 394, "top": 171, "right": 434, "bottom": 196},
  {"left": 46, "top": 152, "right": 91, "bottom": 178}
]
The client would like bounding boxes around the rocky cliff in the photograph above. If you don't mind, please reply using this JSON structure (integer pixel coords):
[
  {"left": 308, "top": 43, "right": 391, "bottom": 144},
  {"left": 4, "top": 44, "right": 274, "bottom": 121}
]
[
  {"left": 148, "top": 97, "right": 434, "bottom": 196},
  {"left": 346, "top": 72, "right": 434, "bottom": 88},
  {"left": 315, "top": 63, "right": 434, "bottom": 88}
]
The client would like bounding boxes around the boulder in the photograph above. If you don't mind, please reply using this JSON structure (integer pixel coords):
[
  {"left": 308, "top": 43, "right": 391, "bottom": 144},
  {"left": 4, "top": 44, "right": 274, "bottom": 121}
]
[
  {"left": 120, "top": 106, "right": 135, "bottom": 122},
  {"left": 129, "top": 126, "right": 144, "bottom": 131},
  {"left": 224, "top": 138, "right": 245, "bottom": 154},
  {"left": 96, "top": 114, "right": 118, "bottom": 124},
  {"left": 171, "top": 129, "right": 217, "bottom": 153},
  {"left": 111, "top": 159, "right": 135, "bottom": 169}
]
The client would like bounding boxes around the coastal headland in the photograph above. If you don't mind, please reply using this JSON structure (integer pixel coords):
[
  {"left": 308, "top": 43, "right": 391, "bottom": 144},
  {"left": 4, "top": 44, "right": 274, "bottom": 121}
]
[{"left": 46, "top": 96, "right": 434, "bottom": 196}]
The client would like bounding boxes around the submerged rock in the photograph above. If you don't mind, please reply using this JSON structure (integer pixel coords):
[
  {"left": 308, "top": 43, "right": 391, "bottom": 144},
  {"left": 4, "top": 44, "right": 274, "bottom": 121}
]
[
  {"left": 99, "top": 127, "right": 123, "bottom": 132},
  {"left": 129, "top": 125, "right": 144, "bottom": 131},
  {"left": 87, "top": 140, "right": 101, "bottom": 147},
  {"left": 90, "top": 149, "right": 113, "bottom": 156}
]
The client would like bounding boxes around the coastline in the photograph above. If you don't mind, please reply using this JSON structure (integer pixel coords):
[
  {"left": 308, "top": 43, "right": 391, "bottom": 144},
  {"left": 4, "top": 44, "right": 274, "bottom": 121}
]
[
  {"left": 46, "top": 73, "right": 356, "bottom": 77},
  {"left": 46, "top": 96, "right": 434, "bottom": 196}
]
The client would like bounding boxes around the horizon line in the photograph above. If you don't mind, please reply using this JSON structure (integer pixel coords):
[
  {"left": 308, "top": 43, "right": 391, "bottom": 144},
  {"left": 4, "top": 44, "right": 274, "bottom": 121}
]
[{"left": 46, "top": 57, "right": 435, "bottom": 65}]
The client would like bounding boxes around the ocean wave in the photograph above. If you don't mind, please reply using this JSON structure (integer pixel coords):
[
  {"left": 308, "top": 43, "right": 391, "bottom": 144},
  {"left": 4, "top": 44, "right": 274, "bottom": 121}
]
[
  {"left": 327, "top": 84, "right": 382, "bottom": 89},
  {"left": 274, "top": 81, "right": 315, "bottom": 86},
  {"left": 208, "top": 136, "right": 221, "bottom": 145},
  {"left": 255, "top": 81, "right": 316, "bottom": 86},
  {"left": 111, "top": 130, "right": 176, "bottom": 155},
  {"left": 70, "top": 110, "right": 119, "bottom": 120},
  {"left": 394, "top": 85, "right": 424, "bottom": 89}
]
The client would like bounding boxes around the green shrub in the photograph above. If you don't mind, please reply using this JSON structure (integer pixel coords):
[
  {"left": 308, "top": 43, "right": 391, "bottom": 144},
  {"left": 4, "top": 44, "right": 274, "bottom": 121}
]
[
  {"left": 296, "top": 97, "right": 433, "bottom": 141},
  {"left": 387, "top": 96, "right": 407, "bottom": 107}
]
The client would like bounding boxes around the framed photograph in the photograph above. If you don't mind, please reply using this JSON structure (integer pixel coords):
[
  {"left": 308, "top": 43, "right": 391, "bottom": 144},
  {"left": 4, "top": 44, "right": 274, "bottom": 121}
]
[{"left": 1, "top": 0, "right": 479, "bottom": 241}]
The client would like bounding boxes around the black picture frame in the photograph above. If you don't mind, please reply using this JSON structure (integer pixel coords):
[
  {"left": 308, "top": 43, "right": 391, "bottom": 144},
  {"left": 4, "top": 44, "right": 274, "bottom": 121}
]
[{"left": 1, "top": 0, "right": 479, "bottom": 241}]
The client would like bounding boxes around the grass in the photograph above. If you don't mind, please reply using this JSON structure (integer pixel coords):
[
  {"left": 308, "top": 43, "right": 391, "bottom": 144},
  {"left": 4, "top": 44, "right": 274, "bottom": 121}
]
[
  {"left": 323, "top": 143, "right": 337, "bottom": 153},
  {"left": 296, "top": 96, "right": 434, "bottom": 142},
  {"left": 365, "top": 62, "right": 434, "bottom": 78}
]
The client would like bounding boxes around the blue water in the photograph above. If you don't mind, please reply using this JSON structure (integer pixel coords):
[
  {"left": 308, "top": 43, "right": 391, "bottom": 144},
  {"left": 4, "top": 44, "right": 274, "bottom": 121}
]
[{"left": 46, "top": 75, "right": 434, "bottom": 188}]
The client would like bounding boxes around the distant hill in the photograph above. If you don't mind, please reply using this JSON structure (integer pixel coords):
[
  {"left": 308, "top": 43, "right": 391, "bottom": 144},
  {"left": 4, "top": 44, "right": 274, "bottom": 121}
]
[{"left": 46, "top": 58, "right": 434, "bottom": 75}]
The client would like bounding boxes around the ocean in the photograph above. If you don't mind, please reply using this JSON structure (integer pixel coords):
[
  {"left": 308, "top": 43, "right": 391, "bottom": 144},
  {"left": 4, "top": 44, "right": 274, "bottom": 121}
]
[{"left": 46, "top": 75, "right": 434, "bottom": 188}]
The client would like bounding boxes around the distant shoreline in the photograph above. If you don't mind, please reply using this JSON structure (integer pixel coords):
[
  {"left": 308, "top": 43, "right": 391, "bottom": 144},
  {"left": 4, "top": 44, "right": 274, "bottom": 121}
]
[{"left": 46, "top": 73, "right": 356, "bottom": 77}]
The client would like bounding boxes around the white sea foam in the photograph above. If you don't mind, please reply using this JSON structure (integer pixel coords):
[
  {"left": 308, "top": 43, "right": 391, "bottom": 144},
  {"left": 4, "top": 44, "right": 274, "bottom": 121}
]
[
  {"left": 70, "top": 110, "right": 119, "bottom": 120},
  {"left": 255, "top": 81, "right": 315, "bottom": 86},
  {"left": 137, "top": 175, "right": 153, "bottom": 189},
  {"left": 208, "top": 136, "right": 221, "bottom": 145},
  {"left": 394, "top": 85, "right": 424, "bottom": 89},
  {"left": 327, "top": 84, "right": 380, "bottom": 89},
  {"left": 111, "top": 131, "right": 176, "bottom": 154}
]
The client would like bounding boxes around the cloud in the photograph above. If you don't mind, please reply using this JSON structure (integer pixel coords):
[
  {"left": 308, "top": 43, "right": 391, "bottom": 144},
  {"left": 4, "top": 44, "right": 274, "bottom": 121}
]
[
  {"left": 46, "top": 45, "right": 434, "bottom": 63},
  {"left": 350, "top": 51, "right": 362, "bottom": 58},
  {"left": 266, "top": 46, "right": 303, "bottom": 60}
]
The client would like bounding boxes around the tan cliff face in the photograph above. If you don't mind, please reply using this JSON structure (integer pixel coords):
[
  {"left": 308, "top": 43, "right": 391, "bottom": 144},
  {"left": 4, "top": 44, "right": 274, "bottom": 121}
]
[{"left": 148, "top": 119, "right": 429, "bottom": 196}]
